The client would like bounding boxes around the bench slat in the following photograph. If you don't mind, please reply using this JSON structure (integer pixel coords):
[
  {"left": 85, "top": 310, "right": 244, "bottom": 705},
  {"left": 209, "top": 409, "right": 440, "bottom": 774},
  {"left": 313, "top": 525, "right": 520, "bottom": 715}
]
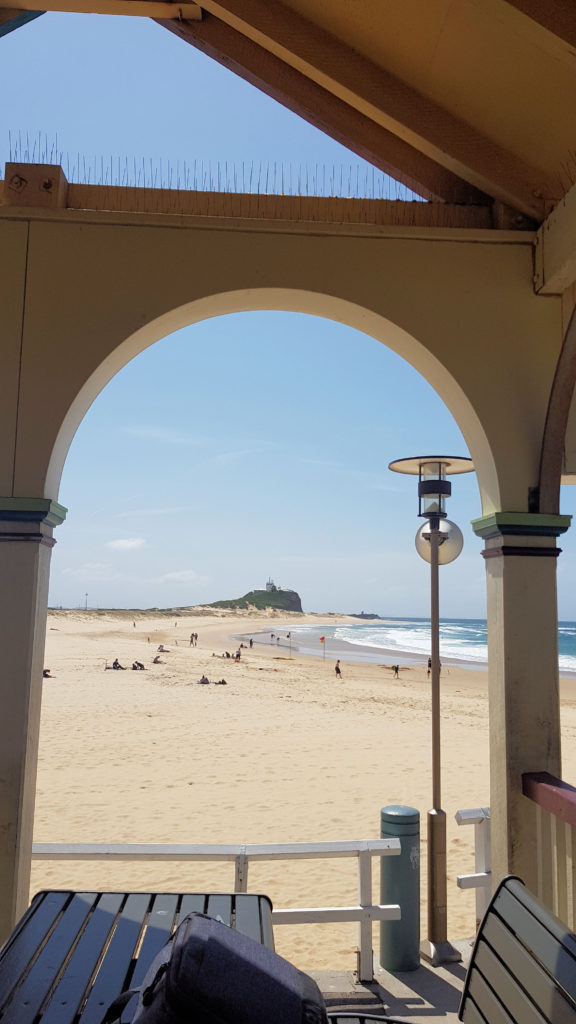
[
  {"left": 129, "top": 893, "right": 180, "bottom": 989},
  {"left": 39, "top": 891, "right": 126, "bottom": 1024},
  {"left": 467, "top": 969, "right": 515, "bottom": 1024},
  {"left": 460, "top": 1000, "right": 489, "bottom": 1024},
  {"left": 0, "top": 892, "right": 96, "bottom": 1024},
  {"left": 0, "top": 891, "right": 69, "bottom": 1010},
  {"left": 474, "top": 940, "right": 548, "bottom": 1024},
  {"left": 482, "top": 913, "right": 576, "bottom": 1024},
  {"left": 234, "top": 894, "right": 274, "bottom": 947},
  {"left": 504, "top": 878, "right": 576, "bottom": 958},
  {"left": 178, "top": 892, "right": 208, "bottom": 921},
  {"left": 493, "top": 888, "right": 576, "bottom": 1002},
  {"left": 78, "top": 892, "right": 151, "bottom": 1024},
  {"left": 205, "top": 893, "right": 233, "bottom": 927}
]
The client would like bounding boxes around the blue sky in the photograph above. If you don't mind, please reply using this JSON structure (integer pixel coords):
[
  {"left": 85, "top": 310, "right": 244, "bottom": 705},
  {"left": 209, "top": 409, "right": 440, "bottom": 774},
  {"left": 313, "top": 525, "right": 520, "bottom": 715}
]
[{"left": 2, "top": 13, "right": 575, "bottom": 618}]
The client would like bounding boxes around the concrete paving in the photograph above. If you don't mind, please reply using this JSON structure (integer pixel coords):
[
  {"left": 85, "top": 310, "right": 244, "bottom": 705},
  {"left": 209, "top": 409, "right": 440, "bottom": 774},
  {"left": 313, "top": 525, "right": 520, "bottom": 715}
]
[{"left": 311, "top": 938, "right": 473, "bottom": 1021}]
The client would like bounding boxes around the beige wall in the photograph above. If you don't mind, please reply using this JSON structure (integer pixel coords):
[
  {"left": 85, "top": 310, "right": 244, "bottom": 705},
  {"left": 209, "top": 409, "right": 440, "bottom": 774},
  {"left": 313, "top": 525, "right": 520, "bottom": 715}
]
[{"left": 0, "top": 208, "right": 563, "bottom": 516}]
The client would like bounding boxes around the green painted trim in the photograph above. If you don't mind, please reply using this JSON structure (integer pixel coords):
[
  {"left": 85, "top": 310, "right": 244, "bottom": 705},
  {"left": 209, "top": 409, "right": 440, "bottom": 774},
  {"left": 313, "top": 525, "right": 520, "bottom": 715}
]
[
  {"left": 472, "top": 511, "right": 571, "bottom": 539},
  {"left": 0, "top": 497, "right": 67, "bottom": 527}
]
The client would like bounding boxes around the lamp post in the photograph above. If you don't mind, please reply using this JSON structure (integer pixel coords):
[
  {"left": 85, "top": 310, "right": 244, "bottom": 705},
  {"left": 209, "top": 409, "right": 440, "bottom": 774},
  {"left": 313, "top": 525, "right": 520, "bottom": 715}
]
[{"left": 389, "top": 455, "right": 473, "bottom": 965}]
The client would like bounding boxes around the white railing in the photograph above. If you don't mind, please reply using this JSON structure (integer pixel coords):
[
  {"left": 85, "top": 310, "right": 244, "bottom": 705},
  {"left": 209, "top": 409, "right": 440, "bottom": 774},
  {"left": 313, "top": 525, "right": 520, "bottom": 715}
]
[
  {"left": 32, "top": 838, "right": 401, "bottom": 981},
  {"left": 455, "top": 807, "right": 491, "bottom": 927}
]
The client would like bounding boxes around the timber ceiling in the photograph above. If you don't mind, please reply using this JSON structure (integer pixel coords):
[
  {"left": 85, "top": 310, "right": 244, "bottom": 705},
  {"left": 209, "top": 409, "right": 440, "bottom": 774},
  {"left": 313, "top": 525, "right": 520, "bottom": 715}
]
[{"left": 2, "top": 0, "right": 575, "bottom": 225}]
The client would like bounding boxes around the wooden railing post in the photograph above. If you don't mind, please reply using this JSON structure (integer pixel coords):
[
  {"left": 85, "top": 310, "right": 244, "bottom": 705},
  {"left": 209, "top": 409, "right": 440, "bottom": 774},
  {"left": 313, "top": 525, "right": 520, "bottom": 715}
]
[{"left": 357, "top": 848, "right": 373, "bottom": 982}]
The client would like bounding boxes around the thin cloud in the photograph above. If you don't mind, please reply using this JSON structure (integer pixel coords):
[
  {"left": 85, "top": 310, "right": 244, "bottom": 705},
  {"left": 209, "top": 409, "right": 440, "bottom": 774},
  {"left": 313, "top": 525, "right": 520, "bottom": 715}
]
[
  {"left": 106, "top": 538, "right": 146, "bottom": 550},
  {"left": 156, "top": 569, "right": 211, "bottom": 585}
]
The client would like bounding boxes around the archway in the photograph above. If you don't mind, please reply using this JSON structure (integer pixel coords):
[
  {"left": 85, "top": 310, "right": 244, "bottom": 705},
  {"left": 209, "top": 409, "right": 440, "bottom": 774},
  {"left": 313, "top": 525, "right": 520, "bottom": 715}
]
[{"left": 47, "top": 289, "right": 497, "bottom": 512}]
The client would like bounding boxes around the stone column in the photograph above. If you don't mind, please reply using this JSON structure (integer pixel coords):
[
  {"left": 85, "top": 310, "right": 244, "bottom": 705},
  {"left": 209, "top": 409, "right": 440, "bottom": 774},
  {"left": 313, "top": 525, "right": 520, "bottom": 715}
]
[
  {"left": 472, "top": 512, "right": 571, "bottom": 891},
  {"left": 0, "top": 498, "right": 66, "bottom": 941}
]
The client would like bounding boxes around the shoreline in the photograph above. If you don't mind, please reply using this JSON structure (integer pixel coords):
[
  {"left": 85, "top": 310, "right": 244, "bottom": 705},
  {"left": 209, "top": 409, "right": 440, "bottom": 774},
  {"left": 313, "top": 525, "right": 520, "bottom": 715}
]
[{"left": 233, "top": 626, "right": 576, "bottom": 678}]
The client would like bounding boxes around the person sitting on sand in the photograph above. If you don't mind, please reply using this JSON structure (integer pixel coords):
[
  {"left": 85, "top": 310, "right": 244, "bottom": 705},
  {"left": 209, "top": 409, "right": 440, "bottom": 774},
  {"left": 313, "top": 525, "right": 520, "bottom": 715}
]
[
  {"left": 132, "top": 661, "right": 145, "bottom": 670},
  {"left": 152, "top": 655, "right": 162, "bottom": 664},
  {"left": 112, "top": 658, "right": 125, "bottom": 670},
  {"left": 157, "top": 644, "right": 169, "bottom": 653},
  {"left": 198, "top": 675, "right": 210, "bottom": 685},
  {"left": 43, "top": 668, "right": 53, "bottom": 678}
]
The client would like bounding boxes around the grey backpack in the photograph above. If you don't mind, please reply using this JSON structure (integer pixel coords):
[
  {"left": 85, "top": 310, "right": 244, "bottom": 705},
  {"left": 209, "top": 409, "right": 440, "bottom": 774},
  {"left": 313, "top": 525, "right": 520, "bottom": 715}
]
[{"left": 101, "top": 911, "right": 327, "bottom": 1024}]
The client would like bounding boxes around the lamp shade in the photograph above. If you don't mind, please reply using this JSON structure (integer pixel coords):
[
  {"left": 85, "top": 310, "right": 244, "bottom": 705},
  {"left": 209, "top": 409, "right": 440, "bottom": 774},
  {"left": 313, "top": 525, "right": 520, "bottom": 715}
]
[{"left": 415, "top": 519, "right": 464, "bottom": 564}]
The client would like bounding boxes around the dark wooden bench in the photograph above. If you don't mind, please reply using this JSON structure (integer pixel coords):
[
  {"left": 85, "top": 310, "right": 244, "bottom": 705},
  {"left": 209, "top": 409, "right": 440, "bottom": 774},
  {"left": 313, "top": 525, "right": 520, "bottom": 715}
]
[
  {"left": 327, "top": 876, "right": 576, "bottom": 1023},
  {"left": 0, "top": 890, "right": 274, "bottom": 1023},
  {"left": 458, "top": 875, "right": 576, "bottom": 1023}
]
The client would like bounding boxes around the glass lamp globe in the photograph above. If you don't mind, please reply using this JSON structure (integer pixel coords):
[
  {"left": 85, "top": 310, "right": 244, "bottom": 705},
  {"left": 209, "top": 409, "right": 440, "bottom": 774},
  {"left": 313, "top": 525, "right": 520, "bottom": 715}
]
[{"left": 415, "top": 519, "right": 464, "bottom": 564}]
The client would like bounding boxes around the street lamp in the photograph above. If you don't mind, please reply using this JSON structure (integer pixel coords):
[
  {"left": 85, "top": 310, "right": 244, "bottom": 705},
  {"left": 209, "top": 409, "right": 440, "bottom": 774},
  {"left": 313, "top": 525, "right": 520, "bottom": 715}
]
[{"left": 389, "top": 455, "right": 474, "bottom": 965}]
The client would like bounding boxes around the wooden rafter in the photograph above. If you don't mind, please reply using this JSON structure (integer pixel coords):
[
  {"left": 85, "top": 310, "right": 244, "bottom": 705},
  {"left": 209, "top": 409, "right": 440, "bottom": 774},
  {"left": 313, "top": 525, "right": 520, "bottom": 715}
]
[
  {"left": 0, "top": 7, "right": 43, "bottom": 36},
  {"left": 170, "top": 0, "right": 554, "bottom": 219},
  {"left": 0, "top": 0, "right": 201, "bottom": 16},
  {"left": 503, "top": 0, "right": 576, "bottom": 50},
  {"left": 158, "top": 13, "right": 490, "bottom": 206}
]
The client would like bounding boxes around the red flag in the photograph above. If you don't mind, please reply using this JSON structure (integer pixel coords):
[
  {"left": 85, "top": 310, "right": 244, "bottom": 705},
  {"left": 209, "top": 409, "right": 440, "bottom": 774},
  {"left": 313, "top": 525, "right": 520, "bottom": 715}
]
[{"left": 320, "top": 636, "right": 325, "bottom": 643}]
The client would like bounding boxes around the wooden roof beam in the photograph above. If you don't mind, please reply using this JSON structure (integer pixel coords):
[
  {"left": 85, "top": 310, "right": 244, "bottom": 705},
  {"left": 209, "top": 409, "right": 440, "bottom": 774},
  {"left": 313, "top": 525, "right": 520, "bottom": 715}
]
[
  {"left": 535, "top": 179, "right": 576, "bottom": 294},
  {"left": 0, "top": 7, "right": 43, "bottom": 36},
  {"left": 158, "top": 13, "right": 491, "bottom": 206},
  {"left": 502, "top": 0, "right": 576, "bottom": 51},
  {"left": 0, "top": 0, "right": 201, "bottom": 17},
  {"left": 184, "top": 0, "right": 553, "bottom": 219}
]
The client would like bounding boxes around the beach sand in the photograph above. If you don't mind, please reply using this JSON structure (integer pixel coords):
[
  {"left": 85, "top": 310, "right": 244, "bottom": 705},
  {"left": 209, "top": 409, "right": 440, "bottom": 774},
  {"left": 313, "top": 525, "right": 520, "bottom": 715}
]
[{"left": 34, "top": 609, "right": 576, "bottom": 972}]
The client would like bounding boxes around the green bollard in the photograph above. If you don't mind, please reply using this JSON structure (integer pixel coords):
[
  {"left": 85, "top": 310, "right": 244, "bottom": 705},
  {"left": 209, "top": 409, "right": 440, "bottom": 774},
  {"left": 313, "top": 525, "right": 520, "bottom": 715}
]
[{"left": 380, "top": 805, "right": 420, "bottom": 971}]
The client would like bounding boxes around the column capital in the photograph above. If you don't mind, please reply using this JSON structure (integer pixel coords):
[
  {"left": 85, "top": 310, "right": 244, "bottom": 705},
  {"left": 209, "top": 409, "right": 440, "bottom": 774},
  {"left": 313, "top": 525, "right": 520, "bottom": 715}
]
[
  {"left": 471, "top": 511, "right": 571, "bottom": 540},
  {"left": 0, "top": 498, "right": 67, "bottom": 528}
]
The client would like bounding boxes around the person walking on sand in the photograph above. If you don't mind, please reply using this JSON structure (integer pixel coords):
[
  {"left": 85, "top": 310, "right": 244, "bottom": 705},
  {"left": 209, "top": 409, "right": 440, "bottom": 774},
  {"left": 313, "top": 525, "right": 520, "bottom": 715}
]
[
  {"left": 335, "top": 660, "right": 342, "bottom": 680},
  {"left": 393, "top": 664, "right": 400, "bottom": 678}
]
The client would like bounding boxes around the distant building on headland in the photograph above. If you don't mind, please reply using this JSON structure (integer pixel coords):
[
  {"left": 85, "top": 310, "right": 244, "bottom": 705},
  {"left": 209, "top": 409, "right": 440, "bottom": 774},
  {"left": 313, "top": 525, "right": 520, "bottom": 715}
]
[{"left": 209, "top": 580, "right": 302, "bottom": 612}]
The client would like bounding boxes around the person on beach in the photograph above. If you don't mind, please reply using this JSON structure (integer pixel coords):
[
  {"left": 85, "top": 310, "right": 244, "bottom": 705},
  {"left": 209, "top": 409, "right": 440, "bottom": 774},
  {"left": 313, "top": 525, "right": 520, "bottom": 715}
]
[
  {"left": 249, "top": 638, "right": 253, "bottom": 649},
  {"left": 152, "top": 655, "right": 162, "bottom": 664},
  {"left": 335, "top": 660, "right": 342, "bottom": 679},
  {"left": 112, "top": 658, "right": 125, "bottom": 670},
  {"left": 393, "top": 664, "right": 400, "bottom": 678},
  {"left": 190, "top": 633, "right": 194, "bottom": 646},
  {"left": 427, "top": 657, "right": 432, "bottom": 676}
]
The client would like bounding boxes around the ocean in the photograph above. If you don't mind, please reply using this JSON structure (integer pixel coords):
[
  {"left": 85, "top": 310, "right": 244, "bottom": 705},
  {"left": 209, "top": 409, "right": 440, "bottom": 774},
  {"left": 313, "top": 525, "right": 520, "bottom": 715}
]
[{"left": 247, "top": 618, "right": 576, "bottom": 675}]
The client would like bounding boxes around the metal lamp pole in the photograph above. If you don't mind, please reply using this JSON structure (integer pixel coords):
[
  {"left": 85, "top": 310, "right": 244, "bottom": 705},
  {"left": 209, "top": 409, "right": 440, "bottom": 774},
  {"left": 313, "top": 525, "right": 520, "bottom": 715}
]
[
  {"left": 389, "top": 455, "right": 473, "bottom": 965},
  {"left": 427, "top": 514, "right": 447, "bottom": 952}
]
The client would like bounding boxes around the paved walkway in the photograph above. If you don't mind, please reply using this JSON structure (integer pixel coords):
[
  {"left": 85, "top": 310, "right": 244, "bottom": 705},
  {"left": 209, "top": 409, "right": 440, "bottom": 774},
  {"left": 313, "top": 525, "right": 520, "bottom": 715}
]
[{"left": 312, "top": 938, "right": 472, "bottom": 1021}]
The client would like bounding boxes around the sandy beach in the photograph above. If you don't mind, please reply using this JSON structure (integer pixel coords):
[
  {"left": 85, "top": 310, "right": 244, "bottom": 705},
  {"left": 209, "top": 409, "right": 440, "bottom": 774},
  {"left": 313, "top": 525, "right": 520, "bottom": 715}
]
[{"left": 34, "top": 609, "right": 576, "bottom": 972}]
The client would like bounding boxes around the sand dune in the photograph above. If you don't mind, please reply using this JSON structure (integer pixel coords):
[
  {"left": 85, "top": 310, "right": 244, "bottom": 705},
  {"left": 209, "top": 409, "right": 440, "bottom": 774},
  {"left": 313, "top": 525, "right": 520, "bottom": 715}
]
[{"left": 33, "top": 610, "right": 576, "bottom": 971}]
